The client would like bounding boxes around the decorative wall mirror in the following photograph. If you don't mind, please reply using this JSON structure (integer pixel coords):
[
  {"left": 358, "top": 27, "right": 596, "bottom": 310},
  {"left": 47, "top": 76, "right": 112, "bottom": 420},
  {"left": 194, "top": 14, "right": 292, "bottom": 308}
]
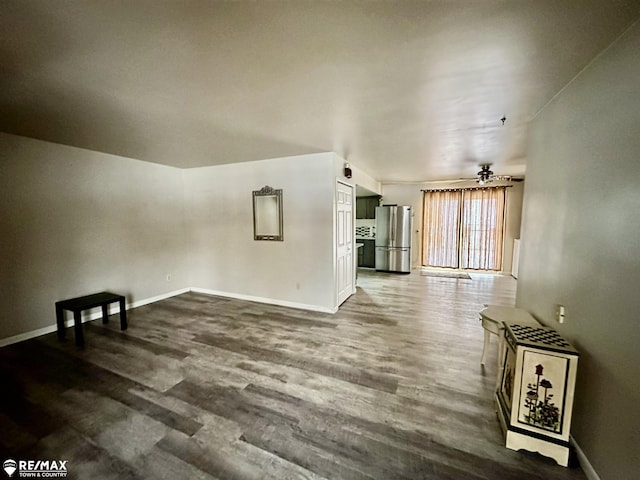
[{"left": 253, "top": 186, "right": 283, "bottom": 241}]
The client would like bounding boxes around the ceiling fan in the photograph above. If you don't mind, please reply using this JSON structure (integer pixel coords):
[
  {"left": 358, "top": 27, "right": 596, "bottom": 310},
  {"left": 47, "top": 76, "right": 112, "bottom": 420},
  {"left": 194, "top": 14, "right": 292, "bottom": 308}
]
[
  {"left": 464, "top": 164, "right": 524, "bottom": 185},
  {"left": 416, "top": 163, "right": 524, "bottom": 186},
  {"left": 476, "top": 164, "right": 494, "bottom": 185}
]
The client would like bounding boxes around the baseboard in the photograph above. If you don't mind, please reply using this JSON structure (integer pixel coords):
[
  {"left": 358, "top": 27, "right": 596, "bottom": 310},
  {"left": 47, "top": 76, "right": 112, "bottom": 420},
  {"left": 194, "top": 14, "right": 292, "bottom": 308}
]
[
  {"left": 191, "top": 287, "right": 338, "bottom": 314},
  {"left": 571, "top": 435, "right": 600, "bottom": 480},
  {"left": 0, "top": 324, "right": 63, "bottom": 348},
  {"left": 0, "top": 288, "right": 190, "bottom": 348},
  {"left": 128, "top": 288, "right": 190, "bottom": 309}
]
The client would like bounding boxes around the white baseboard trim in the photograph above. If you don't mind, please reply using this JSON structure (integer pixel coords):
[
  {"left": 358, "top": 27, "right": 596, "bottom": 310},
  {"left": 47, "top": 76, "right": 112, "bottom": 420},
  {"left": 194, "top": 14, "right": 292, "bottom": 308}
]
[
  {"left": 571, "top": 435, "right": 600, "bottom": 480},
  {"left": 128, "top": 288, "right": 190, "bottom": 310},
  {"left": 0, "top": 288, "right": 191, "bottom": 348},
  {"left": 191, "top": 287, "right": 338, "bottom": 314},
  {"left": 0, "top": 324, "right": 61, "bottom": 348}
]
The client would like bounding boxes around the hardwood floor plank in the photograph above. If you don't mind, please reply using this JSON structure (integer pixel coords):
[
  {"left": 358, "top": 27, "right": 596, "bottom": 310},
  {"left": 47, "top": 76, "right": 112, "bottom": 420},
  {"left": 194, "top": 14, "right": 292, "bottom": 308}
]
[
  {"left": 0, "top": 412, "right": 39, "bottom": 454},
  {"left": 23, "top": 426, "right": 142, "bottom": 479},
  {"left": 192, "top": 333, "right": 399, "bottom": 393},
  {"left": 134, "top": 447, "right": 221, "bottom": 480},
  {"left": 40, "top": 332, "right": 186, "bottom": 392},
  {"left": 128, "top": 386, "right": 245, "bottom": 439},
  {"left": 239, "top": 424, "right": 379, "bottom": 480},
  {"left": 167, "top": 380, "right": 300, "bottom": 430},
  {"left": 1, "top": 340, "right": 202, "bottom": 438},
  {"left": 47, "top": 388, "right": 170, "bottom": 462},
  {"left": 99, "top": 386, "right": 203, "bottom": 437},
  {"left": 84, "top": 321, "right": 190, "bottom": 360},
  {"left": 239, "top": 383, "right": 519, "bottom": 479},
  {"left": 157, "top": 428, "right": 326, "bottom": 480},
  {"left": 234, "top": 311, "right": 339, "bottom": 330}
]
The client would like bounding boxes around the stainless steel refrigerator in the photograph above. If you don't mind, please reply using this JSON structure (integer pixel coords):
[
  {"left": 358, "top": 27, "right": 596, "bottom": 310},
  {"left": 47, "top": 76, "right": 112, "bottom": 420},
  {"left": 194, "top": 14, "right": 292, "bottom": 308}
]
[{"left": 375, "top": 205, "right": 412, "bottom": 273}]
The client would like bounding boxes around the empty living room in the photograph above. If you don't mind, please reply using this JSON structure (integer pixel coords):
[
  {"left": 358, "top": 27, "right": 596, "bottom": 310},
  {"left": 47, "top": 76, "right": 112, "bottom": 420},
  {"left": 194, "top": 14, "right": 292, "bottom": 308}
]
[{"left": 2, "top": 2, "right": 639, "bottom": 479}]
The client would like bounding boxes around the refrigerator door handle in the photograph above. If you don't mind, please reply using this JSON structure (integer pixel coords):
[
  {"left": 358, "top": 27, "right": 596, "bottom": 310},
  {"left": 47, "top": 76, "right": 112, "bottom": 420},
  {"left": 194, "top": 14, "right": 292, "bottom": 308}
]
[{"left": 391, "top": 209, "right": 396, "bottom": 244}]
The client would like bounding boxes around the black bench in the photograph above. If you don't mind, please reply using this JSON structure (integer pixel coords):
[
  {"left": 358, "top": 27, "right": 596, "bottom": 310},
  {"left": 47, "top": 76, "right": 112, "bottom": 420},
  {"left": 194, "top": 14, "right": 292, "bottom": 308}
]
[{"left": 56, "top": 292, "right": 127, "bottom": 347}]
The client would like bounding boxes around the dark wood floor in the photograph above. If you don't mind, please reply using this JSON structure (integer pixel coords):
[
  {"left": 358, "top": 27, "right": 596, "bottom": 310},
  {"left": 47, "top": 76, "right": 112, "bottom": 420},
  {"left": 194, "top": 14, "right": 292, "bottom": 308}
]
[{"left": 0, "top": 270, "right": 587, "bottom": 479}]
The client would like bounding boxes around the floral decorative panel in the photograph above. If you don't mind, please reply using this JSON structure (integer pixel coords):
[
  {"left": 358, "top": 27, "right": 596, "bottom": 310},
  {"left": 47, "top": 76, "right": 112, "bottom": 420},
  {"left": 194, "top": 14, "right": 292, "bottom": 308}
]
[
  {"left": 499, "top": 343, "right": 517, "bottom": 417},
  {"left": 517, "top": 350, "right": 569, "bottom": 434}
]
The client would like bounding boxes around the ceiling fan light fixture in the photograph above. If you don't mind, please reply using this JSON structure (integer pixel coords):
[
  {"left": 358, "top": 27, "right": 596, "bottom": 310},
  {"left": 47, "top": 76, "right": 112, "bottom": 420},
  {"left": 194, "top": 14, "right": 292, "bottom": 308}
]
[{"left": 477, "top": 164, "right": 494, "bottom": 184}]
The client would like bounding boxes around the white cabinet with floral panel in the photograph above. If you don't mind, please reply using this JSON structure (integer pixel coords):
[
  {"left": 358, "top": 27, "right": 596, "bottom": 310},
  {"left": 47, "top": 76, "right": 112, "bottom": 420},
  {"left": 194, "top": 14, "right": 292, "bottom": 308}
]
[{"left": 496, "top": 322, "right": 579, "bottom": 467}]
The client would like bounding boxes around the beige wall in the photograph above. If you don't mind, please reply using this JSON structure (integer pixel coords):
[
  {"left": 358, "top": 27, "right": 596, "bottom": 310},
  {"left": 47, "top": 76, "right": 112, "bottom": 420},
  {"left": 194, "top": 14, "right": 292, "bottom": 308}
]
[
  {"left": 0, "top": 133, "right": 189, "bottom": 341},
  {"left": 503, "top": 181, "right": 524, "bottom": 274},
  {"left": 517, "top": 22, "right": 640, "bottom": 479},
  {"left": 345, "top": 159, "right": 382, "bottom": 196},
  {"left": 184, "top": 152, "right": 339, "bottom": 312},
  {"left": 382, "top": 182, "right": 524, "bottom": 272}
]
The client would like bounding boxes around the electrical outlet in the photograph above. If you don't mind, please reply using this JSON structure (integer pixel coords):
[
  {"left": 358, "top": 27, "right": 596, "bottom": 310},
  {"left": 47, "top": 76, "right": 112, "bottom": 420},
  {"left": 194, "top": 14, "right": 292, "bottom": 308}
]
[
  {"left": 555, "top": 304, "right": 565, "bottom": 324},
  {"left": 166, "top": 274, "right": 172, "bottom": 282}
]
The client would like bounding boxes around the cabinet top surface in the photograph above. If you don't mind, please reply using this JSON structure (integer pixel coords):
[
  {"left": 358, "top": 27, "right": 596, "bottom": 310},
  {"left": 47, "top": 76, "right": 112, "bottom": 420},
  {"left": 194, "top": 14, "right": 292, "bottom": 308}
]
[{"left": 505, "top": 322, "right": 579, "bottom": 355}]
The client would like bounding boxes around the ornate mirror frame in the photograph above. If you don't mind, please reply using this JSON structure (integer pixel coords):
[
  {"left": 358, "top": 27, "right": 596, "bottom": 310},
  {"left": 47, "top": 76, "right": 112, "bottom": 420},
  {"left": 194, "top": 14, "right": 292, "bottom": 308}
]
[{"left": 252, "top": 186, "right": 283, "bottom": 241}]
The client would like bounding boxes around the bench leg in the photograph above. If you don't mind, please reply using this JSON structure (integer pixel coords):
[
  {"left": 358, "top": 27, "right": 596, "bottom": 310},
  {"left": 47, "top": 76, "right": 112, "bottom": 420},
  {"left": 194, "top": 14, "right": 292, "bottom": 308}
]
[
  {"left": 56, "top": 303, "right": 65, "bottom": 340},
  {"left": 119, "top": 297, "right": 128, "bottom": 330},
  {"left": 102, "top": 303, "right": 109, "bottom": 324},
  {"left": 73, "top": 310, "right": 85, "bottom": 347},
  {"left": 496, "top": 332, "right": 506, "bottom": 390},
  {"left": 480, "top": 330, "right": 491, "bottom": 365}
]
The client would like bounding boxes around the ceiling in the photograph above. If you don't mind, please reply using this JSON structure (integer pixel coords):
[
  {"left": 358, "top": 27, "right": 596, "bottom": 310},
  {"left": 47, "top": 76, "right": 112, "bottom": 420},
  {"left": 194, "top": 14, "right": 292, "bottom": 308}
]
[{"left": 2, "top": 1, "right": 639, "bottom": 182}]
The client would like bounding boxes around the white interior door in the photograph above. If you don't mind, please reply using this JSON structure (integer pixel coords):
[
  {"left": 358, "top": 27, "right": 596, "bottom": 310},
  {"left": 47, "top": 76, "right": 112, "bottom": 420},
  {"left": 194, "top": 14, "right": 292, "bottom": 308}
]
[{"left": 336, "top": 181, "right": 354, "bottom": 306}]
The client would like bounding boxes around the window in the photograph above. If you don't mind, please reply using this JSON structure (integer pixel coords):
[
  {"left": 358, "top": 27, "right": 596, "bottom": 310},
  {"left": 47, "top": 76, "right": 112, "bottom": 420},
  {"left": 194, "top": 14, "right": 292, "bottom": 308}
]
[{"left": 422, "top": 187, "right": 506, "bottom": 271}]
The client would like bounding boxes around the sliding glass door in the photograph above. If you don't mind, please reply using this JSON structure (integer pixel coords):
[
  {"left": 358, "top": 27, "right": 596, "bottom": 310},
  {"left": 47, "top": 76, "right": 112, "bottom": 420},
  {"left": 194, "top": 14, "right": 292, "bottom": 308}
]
[{"left": 422, "top": 187, "right": 506, "bottom": 271}]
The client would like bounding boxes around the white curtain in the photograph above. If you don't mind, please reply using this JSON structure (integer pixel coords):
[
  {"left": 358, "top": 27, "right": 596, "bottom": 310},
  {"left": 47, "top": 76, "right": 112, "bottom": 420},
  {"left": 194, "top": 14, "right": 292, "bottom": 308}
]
[
  {"left": 460, "top": 188, "right": 505, "bottom": 270},
  {"left": 422, "top": 187, "right": 506, "bottom": 271},
  {"left": 422, "top": 190, "right": 461, "bottom": 268}
]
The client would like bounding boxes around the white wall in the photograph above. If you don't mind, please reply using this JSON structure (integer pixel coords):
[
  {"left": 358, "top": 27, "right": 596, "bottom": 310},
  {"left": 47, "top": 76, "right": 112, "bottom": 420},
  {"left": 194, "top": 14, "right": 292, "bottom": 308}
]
[
  {"left": 348, "top": 160, "right": 382, "bottom": 196},
  {"left": 517, "top": 22, "right": 640, "bottom": 480},
  {"left": 381, "top": 182, "right": 524, "bottom": 272},
  {"left": 0, "top": 133, "right": 189, "bottom": 341},
  {"left": 503, "top": 181, "right": 524, "bottom": 274},
  {"left": 184, "top": 153, "right": 338, "bottom": 312}
]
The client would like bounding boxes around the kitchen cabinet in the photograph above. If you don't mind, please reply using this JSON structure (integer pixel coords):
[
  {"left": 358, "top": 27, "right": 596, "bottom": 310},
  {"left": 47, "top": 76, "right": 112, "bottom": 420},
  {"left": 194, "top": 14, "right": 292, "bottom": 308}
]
[
  {"left": 356, "top": 196, "right": 379, "bottom": 219},
  {"left": 357, "top": 239, "right": 376, "bottom": 268}
]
